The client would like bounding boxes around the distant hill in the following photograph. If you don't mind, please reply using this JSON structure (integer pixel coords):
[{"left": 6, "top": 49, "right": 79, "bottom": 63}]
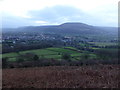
[{"left": 2, "top": 22, "right": 118, "bottom": 36}]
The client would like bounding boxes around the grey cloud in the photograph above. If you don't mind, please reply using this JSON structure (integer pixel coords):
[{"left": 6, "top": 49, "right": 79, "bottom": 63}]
[
  {"left": 29, "top": 5, "right": 88, "bottom": 23},
  {"left": 2, "top": 13, "right": 34, "bottom": 28},
  {"left": 2, "top": 5, "right": 117, "bottom": 28}
]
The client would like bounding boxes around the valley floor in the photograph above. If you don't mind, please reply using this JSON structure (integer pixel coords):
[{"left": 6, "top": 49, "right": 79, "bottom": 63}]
[{"left": 2, "top": 65, "right": 120, "bottom": 88}]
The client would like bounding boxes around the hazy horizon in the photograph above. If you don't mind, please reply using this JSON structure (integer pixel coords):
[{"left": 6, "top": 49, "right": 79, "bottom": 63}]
[{"left": 2, "top": 22, "right": 118, "bottom": 29}]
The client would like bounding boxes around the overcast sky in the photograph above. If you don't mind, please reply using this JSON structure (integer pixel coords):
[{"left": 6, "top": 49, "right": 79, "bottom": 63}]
[{"left": 0, "top": 0, "right": 119, "bottom": 28}]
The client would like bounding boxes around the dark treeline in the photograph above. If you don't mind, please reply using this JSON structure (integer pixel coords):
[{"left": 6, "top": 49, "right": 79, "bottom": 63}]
[
  {"left": 2, "top": 43, "right": 53, "bottom": 53},
  {"left": 2, "top": 40, "right": 67, "bottom": 53},
  {"left": 2, "top": 52, "right": 119, "bottom": 69},
  {"left": 3, "top": 57, "right": 119, "bottom": 69}
]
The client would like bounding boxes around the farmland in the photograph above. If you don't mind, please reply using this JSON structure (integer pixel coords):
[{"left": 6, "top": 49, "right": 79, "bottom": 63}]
[
  {"left": 2, "top": 40, "right": 119, "bottom": 68},
  {"left": 2, "top": 28, "right": 118, "bottom": 64},
  {"left": 3, "top": 65, "right": 120, "bottom": 88},
  {"left": 2, "top": 47, "right": 97, "bottom": 62}
]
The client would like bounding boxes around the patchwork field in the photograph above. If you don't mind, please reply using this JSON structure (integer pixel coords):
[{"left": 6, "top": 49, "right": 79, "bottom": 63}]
[
  {"left": 2, "top": 47, "right": 97, "bottom": 62},
  {"left": 3, "top": 65, "right": 119, "bottom": 88}
]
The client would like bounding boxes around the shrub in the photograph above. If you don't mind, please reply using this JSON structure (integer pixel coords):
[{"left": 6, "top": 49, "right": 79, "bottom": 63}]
[
  {"left": 16, "top": 56, "right": 24, "bottom": 63},
  {"left": 2, "top": 58, "right": 8, "bottom": 68},
  {"left": 61, "top": 53, "right": 71, "bottom": 61},
  {"left": 33, "top": 55, "right": 39, "bottom": 61},
  {"left": 81, "top": 52, "right": 90, "bottom": 60}
]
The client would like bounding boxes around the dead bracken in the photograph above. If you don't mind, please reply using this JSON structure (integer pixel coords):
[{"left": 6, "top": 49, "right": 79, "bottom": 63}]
[{"left": 3, "top": 65, "right": 120, "bottom": 88}]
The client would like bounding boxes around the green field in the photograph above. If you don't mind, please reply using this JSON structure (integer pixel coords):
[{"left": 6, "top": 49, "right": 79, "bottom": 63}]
[
  {"left": 88, "top": 42, "right": 117, "bottom": 47},
  {"left": 2, "top": 47, "right": 97, "bottom": 62}
]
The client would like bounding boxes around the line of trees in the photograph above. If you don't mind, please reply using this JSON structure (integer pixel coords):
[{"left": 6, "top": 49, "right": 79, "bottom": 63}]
[{"left": 2, "top": 52, "right": 119, "bottom": 69}]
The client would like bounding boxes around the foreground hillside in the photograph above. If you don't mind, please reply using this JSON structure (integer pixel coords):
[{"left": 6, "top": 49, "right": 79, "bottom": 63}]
[{"left": 3, "top": 65, "right": 119, "bottom": 88}]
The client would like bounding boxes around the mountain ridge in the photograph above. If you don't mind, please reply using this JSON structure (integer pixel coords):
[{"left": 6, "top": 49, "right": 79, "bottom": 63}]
[{"left": 2, "top": 22, "right": 117, "bottom": 36}]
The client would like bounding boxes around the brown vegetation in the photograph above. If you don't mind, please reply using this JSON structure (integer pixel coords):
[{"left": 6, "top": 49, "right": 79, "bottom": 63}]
[{"left": 2, "top": 65, "right": 120, "bottom": 88}]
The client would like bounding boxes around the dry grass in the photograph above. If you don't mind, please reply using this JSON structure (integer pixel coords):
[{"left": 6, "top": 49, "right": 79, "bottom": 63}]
[{"left": 2, "top": 65, "right": 120, "bottom": 88}]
